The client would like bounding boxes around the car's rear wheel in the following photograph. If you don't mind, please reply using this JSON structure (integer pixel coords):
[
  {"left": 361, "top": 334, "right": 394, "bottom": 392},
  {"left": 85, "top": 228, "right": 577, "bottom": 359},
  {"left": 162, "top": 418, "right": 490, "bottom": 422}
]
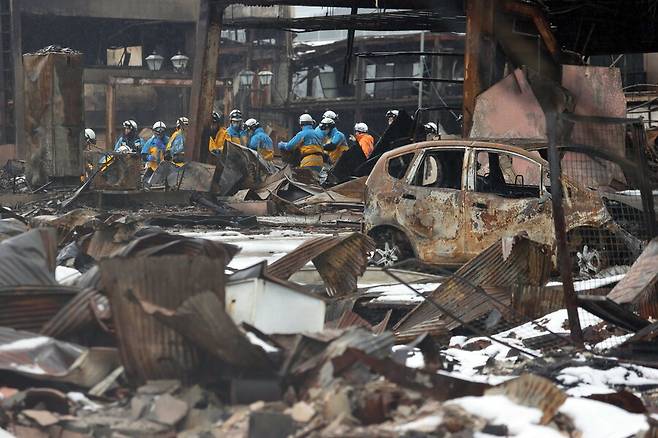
[
  {"left": 566, "top": 227, "right": 634, "bottom": 278},
  {"left": 369, "top": 228, "right": 414, "bottom": 267}
]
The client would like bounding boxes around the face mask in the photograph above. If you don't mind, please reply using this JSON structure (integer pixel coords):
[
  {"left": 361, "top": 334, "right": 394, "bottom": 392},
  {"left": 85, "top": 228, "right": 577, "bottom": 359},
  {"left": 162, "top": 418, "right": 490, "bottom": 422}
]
[{"left": 231, "top": 122, "right": 241, "bottom": 129}]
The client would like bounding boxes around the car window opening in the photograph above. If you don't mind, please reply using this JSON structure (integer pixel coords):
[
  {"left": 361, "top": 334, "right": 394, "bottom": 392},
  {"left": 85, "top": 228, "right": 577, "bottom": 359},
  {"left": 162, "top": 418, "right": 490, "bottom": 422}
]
[
  {"left": 475, "top": 151, "right": 541, "bottom": 199},
  {"left": 387, "top": 152, "right": 415, "bottom": 179},
  {"left": 412, "top": 149, "right": 464, "bottom": 189}
]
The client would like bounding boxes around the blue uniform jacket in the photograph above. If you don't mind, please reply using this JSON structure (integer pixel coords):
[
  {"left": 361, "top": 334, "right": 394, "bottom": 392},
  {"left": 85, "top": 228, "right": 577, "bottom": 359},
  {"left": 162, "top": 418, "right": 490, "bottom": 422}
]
[
  {"left": 280, "top": 125, "right": 323, "bottom": 151},
  {"left": 170, "top": 132, "right": 185, "bottom": 155},
  {"left": 247, "top": 127, "right": 273, "bottom": 151},
  {"left": 141, "top": 135, "right": 169, "bottom": 162},
  {"left": 114, "top": 135, "right": 142, "bottom": 152},
  {"left": 320, "top": 127, "right": 347, "bottom": 149}
]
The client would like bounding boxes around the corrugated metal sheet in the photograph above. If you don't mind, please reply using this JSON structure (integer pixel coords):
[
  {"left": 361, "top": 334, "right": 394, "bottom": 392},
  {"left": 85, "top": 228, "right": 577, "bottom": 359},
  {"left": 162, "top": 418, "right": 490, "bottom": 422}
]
[
  {"left": 608, "top": 238, "right": 658, "bottom": 318},
  {"left": 267, "top": 233, "right": 375, "bottom": 296},
  {"left": 0, "top": 285, "right": 79, "bottom": 332},
  {"left": 393, "top": 235, "right": 551, "bottom": 338},
  {"left": 41, "top": 288, "right": 107, "bottom": 338},
  {"left": 101, "top": 255, "right": 227, "bottom": 383}
]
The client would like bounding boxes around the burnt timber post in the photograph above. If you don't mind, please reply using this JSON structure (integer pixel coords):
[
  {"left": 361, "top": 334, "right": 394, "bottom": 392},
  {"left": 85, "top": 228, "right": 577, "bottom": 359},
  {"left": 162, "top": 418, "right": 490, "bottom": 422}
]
[
  {"left": 546, "top": 111, "right": 584, "bottom": 346},
  {"left": 462, "top": 0, "right": 497, "bottom": 137},
  {"left": 187, "top": 0, "right": 225, "bottom": 162}
]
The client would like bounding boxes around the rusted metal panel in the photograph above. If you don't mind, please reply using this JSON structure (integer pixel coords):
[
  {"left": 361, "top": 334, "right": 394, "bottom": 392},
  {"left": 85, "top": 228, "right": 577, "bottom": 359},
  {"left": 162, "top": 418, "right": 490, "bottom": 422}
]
[
  {"left": 101, "top": 255, "right": 227, "bottom": 383},
  {"left": 267, "top": 233, "right": 374, "bottom": 297},
  {"left": 561, "top": 65, "right": 627, "bottom": 188},
  {"left": 23, "top": 53, "right": 83, "bottom": 182},
  {"left": 133, "top": 290, "right": 273, "bottom": 371},
  {"left": 469, "top": 69, "right": 547, "bottom": 140},
  {"left": 393, "top": 235, "right": 552, "bottom": 337},
  {"left": 607, "top": 238, "right": 658, "bottom": 318},
  {"left": 0, "top": 285, "right": 79, "bottom": 332}
]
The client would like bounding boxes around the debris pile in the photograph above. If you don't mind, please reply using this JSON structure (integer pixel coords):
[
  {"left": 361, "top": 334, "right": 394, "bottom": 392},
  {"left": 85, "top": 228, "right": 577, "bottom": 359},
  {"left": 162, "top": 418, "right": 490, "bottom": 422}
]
[{"left": 0, "top": 219, "right": 653, "bottom": 437}]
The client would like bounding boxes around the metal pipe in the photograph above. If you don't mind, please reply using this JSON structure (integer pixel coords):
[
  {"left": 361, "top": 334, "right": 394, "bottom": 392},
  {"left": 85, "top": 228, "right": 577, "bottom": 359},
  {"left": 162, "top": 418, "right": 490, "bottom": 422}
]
[
  {"left": 546, "top": 111, "right": 584, "bottom": 346},
  {"left": 418, "top": 31, "right": 425, "bottom": 110}
]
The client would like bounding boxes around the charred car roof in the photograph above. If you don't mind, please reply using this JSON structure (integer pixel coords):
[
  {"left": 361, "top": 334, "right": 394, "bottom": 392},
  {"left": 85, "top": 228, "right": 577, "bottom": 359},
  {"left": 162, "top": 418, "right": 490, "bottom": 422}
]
[{"left": 379, "top": 140, "right": 549, "bottom": 166}]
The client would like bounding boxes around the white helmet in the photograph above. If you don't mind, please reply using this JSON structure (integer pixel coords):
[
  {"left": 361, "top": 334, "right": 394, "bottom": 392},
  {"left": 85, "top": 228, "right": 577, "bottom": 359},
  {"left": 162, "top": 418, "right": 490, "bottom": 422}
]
[
  {"left": 386, "top": 109, "right": 399, "bottom": 119},
  {"left": 123, "top": 120, "right": 137, "bottom": 131},
  {"left": 229, "top": 109, "right": 243, "bottom": 121},
  {"left": 319, "top": 117, "right": 335, "bottom": 131},
  {"left": 322, "top": 110, "right": 338, "bottom": 121},
  {"left": 244, "top": 118, "right": 259, "bottom": 129},
  {"left": 84, "top": 128, "right": 96, "bottom": 143},
  {"left": 176, "top": 117, "right": 189, "bottom": 128},
  {"left": 152, "top": 121, "right": 166, "bottom": 133},
  {"left": 354, "top": 123, "right": 368, "bottom": 133},
  {"left": 424, "top": 122, "right": 438, "bottom": 134},
  {"left": 299, "top": 113, "right": 314, "bottom": 125}
]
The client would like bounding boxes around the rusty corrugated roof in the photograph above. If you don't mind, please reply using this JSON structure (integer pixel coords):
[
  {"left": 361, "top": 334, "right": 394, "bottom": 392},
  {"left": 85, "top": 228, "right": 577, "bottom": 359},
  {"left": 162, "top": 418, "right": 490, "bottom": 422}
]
[
  {"left": 394, "top": 235, "right": 551, "bottom": 338},
  {"left": 267, "top": 233, "right": 374, "bottom": 296}
]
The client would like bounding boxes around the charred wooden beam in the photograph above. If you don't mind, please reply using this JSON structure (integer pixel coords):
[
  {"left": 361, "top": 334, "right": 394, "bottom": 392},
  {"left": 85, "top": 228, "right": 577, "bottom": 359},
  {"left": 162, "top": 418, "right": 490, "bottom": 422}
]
[{"left": 187, "top": 0, "right": 224, "bottom": 163}]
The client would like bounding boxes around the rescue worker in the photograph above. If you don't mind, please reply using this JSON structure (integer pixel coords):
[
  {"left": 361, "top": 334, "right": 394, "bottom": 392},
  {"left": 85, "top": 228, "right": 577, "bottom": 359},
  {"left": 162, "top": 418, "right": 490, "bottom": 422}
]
[
  {"left": 166, "top": 117, "right": 188, "bottom": 165},
  {"left": 114, "top": 120, "right": 141, "bottom": 153},
  {"left": 226, "top": 109, "right": 245, "bottom": 146},
  {"left": 278, "top": 114, "right": 324, "bottom": 169},
  {"left": 244, "top": 118, "right": 273, "bottom": 161},
  {"left": 209, "top": 111, "right": 227, "bottom": 157},
  {"left": 353, "top": 123, "right": 374, "bottom": 158},
  {"left": 318, "top": 117, "right": 348, "bottom": 165},
  {"left": 315, "top": 110, "right": 338, "bottom": 138},
  {"left": 424, "top": 122, "right": 441, "bottom": 141},
  {"left": 385, "top": 109, "right": 399, "bottom": 126},
  {"left": 141, "top": 121, "right": 169, "bottom": 179},
  {"left": 84, "top": 129, "right": 97, "bottom": 149}
]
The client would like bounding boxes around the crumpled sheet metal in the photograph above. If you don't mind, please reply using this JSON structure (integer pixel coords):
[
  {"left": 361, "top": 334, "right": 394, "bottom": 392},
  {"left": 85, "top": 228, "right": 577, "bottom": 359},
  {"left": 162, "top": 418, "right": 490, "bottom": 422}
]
[
  {"left": 90, "top": 153, "right": 142, "bottom": 191},
  {"left": 0, "top": 228, "right": 58, "bottom": 287},
  {"left": 267, "top": 233, "right": 375, "bottom": 297},
  {"left": 216, "top": 141, "right": 277, "bottom": 196},
  {"left": 101, "top": 255, "right": 228, "bottom": 383},
  {"left": 0, "top": 327, "right": 119, "bottom": 388},
  {"left": 134, "top": 290, "right": 273, "bottom": 371},
  {"left": 394, "top": 235, "right": 552, "bottom": 339},
  {"left": 608, "top": 238, "right": 658, "bottom": 318}
]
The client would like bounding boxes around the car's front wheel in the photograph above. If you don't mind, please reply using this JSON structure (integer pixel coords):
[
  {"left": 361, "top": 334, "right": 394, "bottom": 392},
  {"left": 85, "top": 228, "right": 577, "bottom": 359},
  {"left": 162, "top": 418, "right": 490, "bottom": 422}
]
[{"left": 369, "top": 227, "right": 414, "bottom": 267}]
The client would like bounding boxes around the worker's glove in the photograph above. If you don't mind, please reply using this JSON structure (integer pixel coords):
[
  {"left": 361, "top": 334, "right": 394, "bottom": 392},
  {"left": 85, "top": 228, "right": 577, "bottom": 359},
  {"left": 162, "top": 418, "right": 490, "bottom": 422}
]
[
  {"left": 277, "top": 141, "right": 287, "bottom": 150},
  {"left": 324, "top": 142, "right": 337, "bottom": 151}
]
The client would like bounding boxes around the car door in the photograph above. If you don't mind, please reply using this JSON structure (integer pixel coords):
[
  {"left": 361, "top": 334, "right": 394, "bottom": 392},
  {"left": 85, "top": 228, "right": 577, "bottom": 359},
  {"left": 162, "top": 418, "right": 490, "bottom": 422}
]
[
  {"left": 395, "top": 147, "right": 468, "bottom": 264},
  {"left": 462, "top": 147, "right": 554, "bottom": 258}
]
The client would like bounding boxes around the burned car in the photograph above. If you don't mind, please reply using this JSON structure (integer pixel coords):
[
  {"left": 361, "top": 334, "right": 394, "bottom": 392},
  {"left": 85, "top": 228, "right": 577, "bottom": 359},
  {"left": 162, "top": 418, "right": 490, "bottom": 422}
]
[{"left": 365, "top": 140, "right": 641, "bottom": 275}]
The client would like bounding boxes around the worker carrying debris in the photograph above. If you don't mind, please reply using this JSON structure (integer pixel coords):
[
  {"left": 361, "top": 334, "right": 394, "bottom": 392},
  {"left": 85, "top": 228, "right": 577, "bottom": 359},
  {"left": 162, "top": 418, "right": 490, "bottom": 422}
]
[
  {"left": 141, "top": 121, "right": 169, "bottom": 179},
  {"left": 352, "top": 123, "right": 374, "bottom": 158},
  {"left": 278, "top": 113, "right": 324, "bottom": 170},
  {"left": 244, "top": 118, "right": 273, "bottom": 161},
  {"left": 318, "top": 117, "right": 348, "bottom": 165},
  {"left": 114, "top": 120, "right": 142, "bottom": 153},
  {"left": 208, "top": 111, "right": 227, "bottom": 157},
  {"left": 385, "top": 109, "right": 399, "bottom": 126},
  {"left": 226, "top": 109, "right": 245, "bottom": 146},
  {"left": 166, "top": 117, "right": 188, "bottom": 166}
]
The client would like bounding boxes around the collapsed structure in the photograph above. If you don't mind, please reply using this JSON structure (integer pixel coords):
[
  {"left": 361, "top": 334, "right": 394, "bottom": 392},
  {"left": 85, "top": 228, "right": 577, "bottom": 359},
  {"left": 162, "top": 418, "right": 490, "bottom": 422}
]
[{"left": 0, "top": 0, "right": 657, "bottom": 437}]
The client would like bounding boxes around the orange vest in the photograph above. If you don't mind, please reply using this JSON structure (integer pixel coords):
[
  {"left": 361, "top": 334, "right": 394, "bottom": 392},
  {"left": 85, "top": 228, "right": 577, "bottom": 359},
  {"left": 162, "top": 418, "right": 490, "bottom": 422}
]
[{"left": 356, "top": 133, "right": 374, "bottom": 158}]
